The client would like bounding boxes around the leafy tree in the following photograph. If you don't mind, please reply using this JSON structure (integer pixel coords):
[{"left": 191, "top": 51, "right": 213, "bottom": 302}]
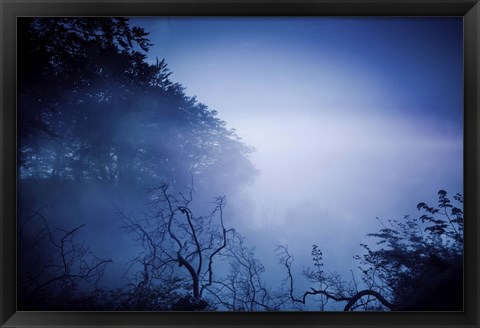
[
  {"left": 277, "top": 190, "right": 463, "bottom": 311},
  {"left": 18, "top": 17, "right": 256, "bottom": 192},
  {"left": 356, "top": 190, "right": 463, "bottom": 310}
]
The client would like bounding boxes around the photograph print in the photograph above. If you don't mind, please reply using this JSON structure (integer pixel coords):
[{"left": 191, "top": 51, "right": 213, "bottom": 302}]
[{"left": 17, "top": 16, "right": 463, "bottom": 311}]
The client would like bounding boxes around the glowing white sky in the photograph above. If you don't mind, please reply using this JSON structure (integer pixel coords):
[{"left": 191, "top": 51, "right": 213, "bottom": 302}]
[{"left": 130, "top": 17, "right": 463, "bottom": 288}]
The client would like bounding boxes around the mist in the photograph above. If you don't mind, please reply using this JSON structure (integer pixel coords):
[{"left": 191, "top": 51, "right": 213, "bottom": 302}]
[{"left": 17, "top": 17, "right": 463, "bottom": 311}]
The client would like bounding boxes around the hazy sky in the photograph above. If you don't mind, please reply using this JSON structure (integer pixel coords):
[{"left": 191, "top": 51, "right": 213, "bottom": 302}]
[{"left": 130, "top": 17, "right": 463, "bottom": 298}]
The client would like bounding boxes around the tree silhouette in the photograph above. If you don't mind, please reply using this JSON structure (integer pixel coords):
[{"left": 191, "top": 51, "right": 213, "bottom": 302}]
[
  {"left": 117, "top": 181, "right": 282, "bottom": 311},
  {"left": 18, "top": 17, "right": 256, "bottom": 192},
  {"left": 120, "top": 183, "right": 240, "bottom": 310},
  {"left": 356, "top": 190, "right": 463, "bottom": 310},
  {"left": 277, "top": 190, "right": 463, "bottom": 311}
]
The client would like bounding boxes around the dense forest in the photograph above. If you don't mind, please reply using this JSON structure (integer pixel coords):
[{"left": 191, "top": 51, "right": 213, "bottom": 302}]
[{"left": 17, "top": 17, "right": 463, "bottom": 311}]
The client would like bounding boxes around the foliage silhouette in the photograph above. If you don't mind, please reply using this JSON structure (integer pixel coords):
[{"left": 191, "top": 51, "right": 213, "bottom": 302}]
[
  {"left": 18, "top": 17, "right": 256, "bottom": 193},
  {"left": 277, "top": 190, "right": 463, "bottom": 311}
]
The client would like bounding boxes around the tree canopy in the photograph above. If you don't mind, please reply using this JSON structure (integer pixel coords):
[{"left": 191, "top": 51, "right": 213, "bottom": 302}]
[{"left": 18, "top": 17, "right": 256, "bottom": 192}]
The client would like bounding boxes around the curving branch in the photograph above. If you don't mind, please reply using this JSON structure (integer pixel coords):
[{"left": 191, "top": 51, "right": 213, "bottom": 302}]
[
  {"left": 176, "top": 251, "right": 200, "bottom": 300},
  {"left": 343, "top": 289, "right": 395, "bottom": 311},
  {"left": 178, "top": 206, "right": 203, "bottom": 276},
  {"left": 276, "top": 245, "right": 395, "bottom": 311},
  {"left": 200, "top": 196, "right": 233, "bottom": 297}
]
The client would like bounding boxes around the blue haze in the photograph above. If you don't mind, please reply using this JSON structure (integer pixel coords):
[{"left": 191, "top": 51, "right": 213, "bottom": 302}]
[
  {"left": 15, "top": 17, "right": 459, "bottom": 310},
  {"left": 128, "top": 17, "right": 463, "bottom": 309}
]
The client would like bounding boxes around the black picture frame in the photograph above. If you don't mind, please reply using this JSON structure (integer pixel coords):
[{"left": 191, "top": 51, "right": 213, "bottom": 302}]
[{"left": 1, "top": 0, "right": 479, "bottom": 327}]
